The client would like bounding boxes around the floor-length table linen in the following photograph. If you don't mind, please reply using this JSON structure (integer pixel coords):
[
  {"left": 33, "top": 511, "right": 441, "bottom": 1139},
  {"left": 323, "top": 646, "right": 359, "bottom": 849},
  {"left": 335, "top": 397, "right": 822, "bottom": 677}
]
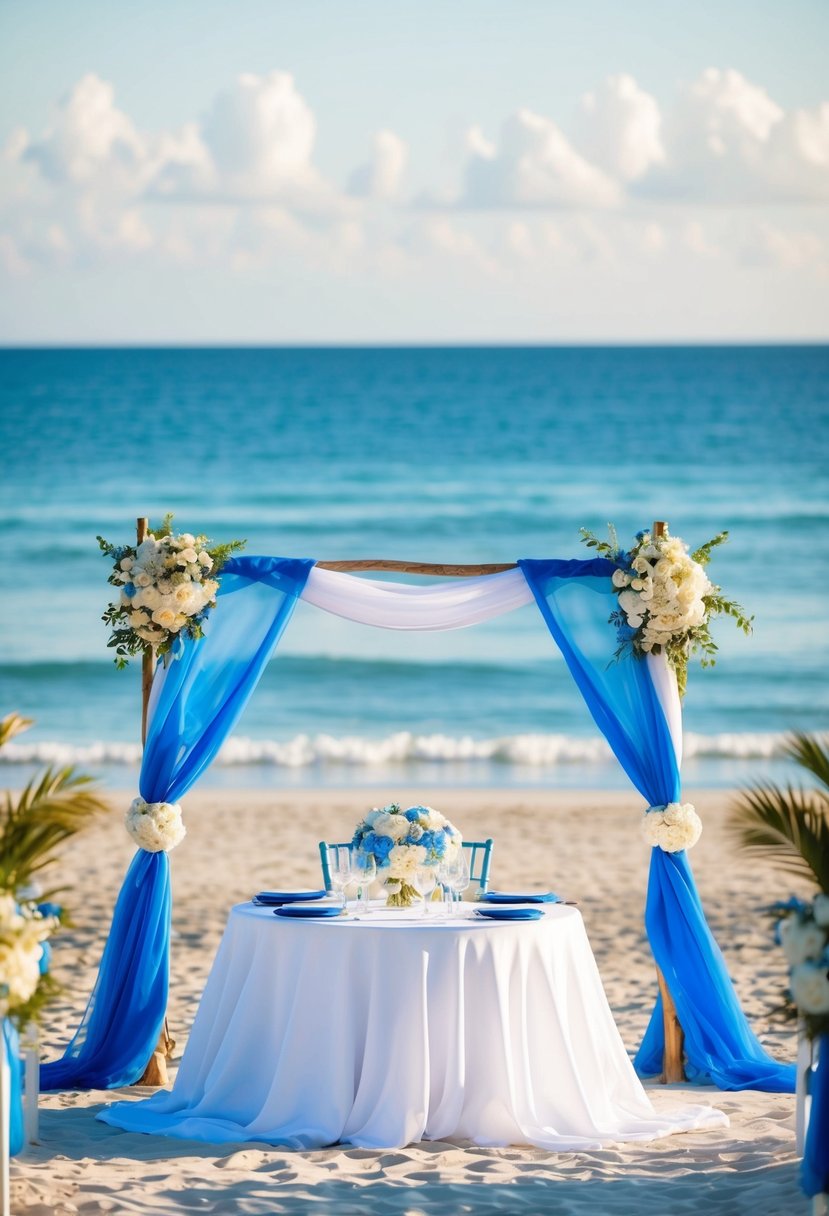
[{"left": 99, "top": 902, "right": 727, "bottom": 1150}]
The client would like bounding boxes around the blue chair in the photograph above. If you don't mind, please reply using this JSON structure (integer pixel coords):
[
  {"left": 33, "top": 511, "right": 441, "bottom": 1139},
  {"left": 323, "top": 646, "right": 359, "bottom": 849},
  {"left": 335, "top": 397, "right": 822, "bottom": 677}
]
[
  {"left": 318, "top": 841, "right": 352, "bottom": 892},
  {"left": 463, "top": 839, "right": 494, "bottom": 893},
  {"left": 318, "top": 838, "right": 493, "bottom": 893}
]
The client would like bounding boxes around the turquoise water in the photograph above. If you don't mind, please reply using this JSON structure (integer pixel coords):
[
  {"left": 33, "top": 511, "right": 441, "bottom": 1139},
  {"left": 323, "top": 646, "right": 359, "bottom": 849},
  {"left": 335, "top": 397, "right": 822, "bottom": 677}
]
[{"left": 1, "top": 345, "right": 827, "bottom": 789}]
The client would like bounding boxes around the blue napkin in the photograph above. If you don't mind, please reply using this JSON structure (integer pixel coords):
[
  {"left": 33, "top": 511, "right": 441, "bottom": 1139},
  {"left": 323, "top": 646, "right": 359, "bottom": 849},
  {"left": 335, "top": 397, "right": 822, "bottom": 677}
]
[
  {"left": 274, "top": 905, "right": 343, "bottom": 919},
  {"left": 475, "top": 907, "right": 544, "bottom": 921},
  {"left": 481, "top": 892, "right": 559, "bottom": 905},
  {"left": 254, "top": 890, "right": 327, "bottom": 906}
]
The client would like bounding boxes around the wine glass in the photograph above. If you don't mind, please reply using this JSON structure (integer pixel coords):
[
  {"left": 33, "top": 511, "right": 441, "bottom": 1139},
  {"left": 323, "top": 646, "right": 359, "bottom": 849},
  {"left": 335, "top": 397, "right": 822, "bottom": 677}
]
[
  {"left": 446, "top": 851, "right": 470, "bottom": 911},
  {"left": 414, "top": 865, "right": 437, "bottom": 916},
  {"left": 328, "top": 846, "right": 352, "bottom": 913},
  {"left": 352, "top": 851, "right": 376, "bottom": 911}
]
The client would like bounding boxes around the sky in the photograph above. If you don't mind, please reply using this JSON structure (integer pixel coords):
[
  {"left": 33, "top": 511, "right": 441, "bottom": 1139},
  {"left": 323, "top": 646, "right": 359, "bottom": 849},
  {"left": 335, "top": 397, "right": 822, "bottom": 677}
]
[{"left": 1, "top": 0, "right": 828, "bottom": 344}]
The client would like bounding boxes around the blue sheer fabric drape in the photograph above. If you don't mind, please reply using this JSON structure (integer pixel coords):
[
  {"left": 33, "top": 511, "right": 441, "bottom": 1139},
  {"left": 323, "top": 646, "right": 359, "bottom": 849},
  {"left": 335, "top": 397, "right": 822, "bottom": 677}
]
[
  {"left": 3, "top": 1019, "right": 23, "bottom": 1156},
  {"left": 41, "top": 556, "right": 314, "bottom": 1091},
  {"left": 803, "top": 1034, "right": 829, "bottom": 1197},
  {"left": 518, "top": 558, "right": 795, "bottom": 1093}
]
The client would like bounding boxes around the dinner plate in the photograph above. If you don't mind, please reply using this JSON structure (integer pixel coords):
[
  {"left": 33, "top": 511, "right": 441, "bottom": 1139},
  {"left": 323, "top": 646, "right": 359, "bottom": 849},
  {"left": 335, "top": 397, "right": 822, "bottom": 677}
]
[
  {"left": 254, "top": 890, "right": 327, "bottom": 906},
  {"left": 274, "top": 905, "right": 343, "bottom": 919},
  {"left": 481, "top": 892, "right": 559, "bottom": 904},
  {"left": 475, "top": 907, "right": 544, "bottom": 921}
]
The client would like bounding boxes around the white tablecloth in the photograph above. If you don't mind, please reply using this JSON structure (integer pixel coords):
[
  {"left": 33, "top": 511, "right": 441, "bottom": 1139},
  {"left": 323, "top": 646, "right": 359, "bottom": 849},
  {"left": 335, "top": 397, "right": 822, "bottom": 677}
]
[{"left": 100, "top": 901, "right": 727, "bottom": 1149}]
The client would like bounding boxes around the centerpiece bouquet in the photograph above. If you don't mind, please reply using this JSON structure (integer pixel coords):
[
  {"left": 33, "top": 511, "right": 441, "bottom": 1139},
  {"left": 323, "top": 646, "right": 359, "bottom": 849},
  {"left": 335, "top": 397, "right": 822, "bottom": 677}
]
[
  {"left": 97, "top": 514, "right": 245, "bottom": 667},
  {"left": 351, "top": 803, "right": 462, "bottom": 907}
]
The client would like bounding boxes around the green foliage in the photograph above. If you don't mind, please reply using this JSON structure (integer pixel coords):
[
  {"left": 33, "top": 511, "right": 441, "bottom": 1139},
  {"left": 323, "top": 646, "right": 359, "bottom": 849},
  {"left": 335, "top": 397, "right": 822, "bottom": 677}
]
[
  {"left": 730, "top": 733, "right": 829, "bottom": 895},
  {"left": 579, "top": 524, "right": 622, "bottom": 559},
  {"left": 1, "top": 714, "right": 109, "bottom": 1029}
]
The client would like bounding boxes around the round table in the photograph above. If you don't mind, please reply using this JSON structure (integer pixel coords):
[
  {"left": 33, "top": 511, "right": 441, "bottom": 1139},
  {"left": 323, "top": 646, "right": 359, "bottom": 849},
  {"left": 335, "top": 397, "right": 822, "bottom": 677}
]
[{"left": 100, "top": 900, "right": 726, "bottom": 1149}]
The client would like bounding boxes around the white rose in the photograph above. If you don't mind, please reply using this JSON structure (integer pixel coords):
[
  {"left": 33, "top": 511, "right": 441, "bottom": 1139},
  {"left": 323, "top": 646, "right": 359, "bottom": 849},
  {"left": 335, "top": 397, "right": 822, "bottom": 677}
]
[
  {"left": 129, "top": 610, "right": 148, "bottom": 628},
  {"left": 119, "top": 557, "right": 134, "bottom": 571},
  {"left": 152, "top": 607, "right": 178, "bottom": 630},
  {"left": 790, "top": 962, "right": 829, "bottom": 1015},
  {"left": 778, "top": 917, "right": 827, "bottom": 966},
  {"left": 134, "top": 585, "right": 161, "bottom": 611},
  {"left": 179, "top": 533, "right": 196, "bottom": 547},
  {"left": 618, "top": 589, "right": 641, "bottom": 617},
  {"left": 178, "top": 547, "right": 198, "bottom": 566},
  {"left": 134, "top": 572, "right": 152, "bottom": 588},
  {"left": 199, "top": 551, "right": 213, "bottom": 570},
  {"left": 612, "top": 568, "right": 630, "bottom": 588},
  {"left": 814, "top": 895, "right": 829, "bottom": 929}
]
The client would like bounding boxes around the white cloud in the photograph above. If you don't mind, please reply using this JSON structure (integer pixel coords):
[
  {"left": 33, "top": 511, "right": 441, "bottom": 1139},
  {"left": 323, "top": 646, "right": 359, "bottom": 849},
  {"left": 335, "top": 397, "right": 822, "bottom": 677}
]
[
  {"left": 648, "top": 68, "right": 829, "bottom": 203},
  {"left": 577, "top": 74, "right": 664, "bottom": 181},
  {"left": 739, "top": 221, "right": 825, "bottom": 270},
  {"left": 349, "top": 129, "right": 407, "bottom": 199},
  {"left": 199, "top": 71, "right": 321, "bottom": 198},
  {"left": 23, "top": 74, "right": 148, "bottom": 189},
  {"left": 461, "top": 108, "right": 620, "bottom": 209}
]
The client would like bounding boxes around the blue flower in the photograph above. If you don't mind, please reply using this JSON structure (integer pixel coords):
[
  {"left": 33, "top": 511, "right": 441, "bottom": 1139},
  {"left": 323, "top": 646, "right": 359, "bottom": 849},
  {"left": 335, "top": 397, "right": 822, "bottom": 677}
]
[
  {"left": 363, "top": 832, "right": 393, "bottom": 864},
  {"left": 124, "top": 582, "right": 136, "bottom": 597},
  {"left": 38, "top": 941, "right": 52, "bottom": 976},
  {"left": 37, "top": 901, "right": 62, "bottom": 920},
  {"left": 405, "top": 807, "right": 423, "bottom": 822}
]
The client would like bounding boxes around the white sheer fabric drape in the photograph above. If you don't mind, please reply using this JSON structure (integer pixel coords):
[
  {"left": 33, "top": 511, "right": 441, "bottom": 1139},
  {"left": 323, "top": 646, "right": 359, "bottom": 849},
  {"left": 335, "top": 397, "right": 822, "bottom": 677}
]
[{"left": 300, "top": 566, "right": 534, "bottom": 630}]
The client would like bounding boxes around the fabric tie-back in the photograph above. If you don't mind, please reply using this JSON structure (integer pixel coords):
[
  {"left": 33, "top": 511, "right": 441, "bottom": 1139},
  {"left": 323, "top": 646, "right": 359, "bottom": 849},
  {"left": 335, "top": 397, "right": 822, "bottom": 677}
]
[
  {"left": 518, "top": 558, "right": 794, "bottom": 1092},
  {"left": 41, "top": 557, "right": 314, "bottom": 1090},
  {"left": 41, "top": 553, "right": 793, "bottom": 1095}
]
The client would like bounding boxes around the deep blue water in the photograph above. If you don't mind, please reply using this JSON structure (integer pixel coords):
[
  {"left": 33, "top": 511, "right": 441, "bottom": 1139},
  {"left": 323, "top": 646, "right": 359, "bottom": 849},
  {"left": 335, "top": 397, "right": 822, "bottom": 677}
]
[{"left": 1, "top": 345, "right": 827, "bottom": 789}]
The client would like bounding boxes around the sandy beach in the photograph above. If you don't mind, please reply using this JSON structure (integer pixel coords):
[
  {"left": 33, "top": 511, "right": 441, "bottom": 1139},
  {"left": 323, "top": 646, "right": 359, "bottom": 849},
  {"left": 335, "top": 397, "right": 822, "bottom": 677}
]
[{"left": 11, "top": 788, "right": 808, "bottom": 1216}]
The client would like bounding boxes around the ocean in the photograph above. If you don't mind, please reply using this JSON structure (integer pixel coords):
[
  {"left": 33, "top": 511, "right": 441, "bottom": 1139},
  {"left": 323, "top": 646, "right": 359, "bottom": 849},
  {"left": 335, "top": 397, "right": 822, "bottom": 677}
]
[{"left": 1, "top": 344, "right": 827, "bottom": 793}]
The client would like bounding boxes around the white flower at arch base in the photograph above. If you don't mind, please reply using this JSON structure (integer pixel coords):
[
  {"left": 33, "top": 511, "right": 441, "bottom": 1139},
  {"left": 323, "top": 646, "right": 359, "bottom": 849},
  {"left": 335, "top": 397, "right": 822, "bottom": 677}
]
[
  {"left": 126, "top": 797, "right": 186, "bottom": 853},
  {"left": 642, "top": 802, "right": 702, "bottom": 853}
]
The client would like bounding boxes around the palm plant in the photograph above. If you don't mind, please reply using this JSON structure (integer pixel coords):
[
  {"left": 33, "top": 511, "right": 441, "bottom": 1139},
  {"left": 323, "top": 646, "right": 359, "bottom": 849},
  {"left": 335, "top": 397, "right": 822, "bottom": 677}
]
[
  {"left": 0, "top": 711, "right": 110, "bottom": 900},
  {"left": 1, "top": 712, "right": 109, "bottom": 1029},
  {"left": 730, "top": 733, "right": 829, "bottom": 895}
]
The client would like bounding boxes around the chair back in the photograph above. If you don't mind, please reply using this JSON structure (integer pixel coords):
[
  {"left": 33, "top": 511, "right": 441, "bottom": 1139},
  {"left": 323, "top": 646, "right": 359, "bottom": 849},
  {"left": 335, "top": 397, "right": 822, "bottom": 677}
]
[
  {"left": 318, "top": 842, "right": 352, "bottom": 892},
  {"left": 463, "top": 839, "right": 494, "bottom": 892},
  {"left": 320, "top": 838, "right": 494, "bottom": 893}
]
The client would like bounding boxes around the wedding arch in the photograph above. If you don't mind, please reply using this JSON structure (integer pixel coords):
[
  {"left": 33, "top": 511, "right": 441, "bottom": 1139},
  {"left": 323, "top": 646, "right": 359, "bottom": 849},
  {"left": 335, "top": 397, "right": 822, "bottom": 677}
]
[{"left": 41, "top": 522, "right": 795, "bottom": 1097}]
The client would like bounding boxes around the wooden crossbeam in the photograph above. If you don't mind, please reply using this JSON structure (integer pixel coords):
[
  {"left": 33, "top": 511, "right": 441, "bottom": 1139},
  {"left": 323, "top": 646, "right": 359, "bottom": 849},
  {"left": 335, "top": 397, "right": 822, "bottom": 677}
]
[{"left": 315, "top": 560, "right": 517, "bottom": 576}]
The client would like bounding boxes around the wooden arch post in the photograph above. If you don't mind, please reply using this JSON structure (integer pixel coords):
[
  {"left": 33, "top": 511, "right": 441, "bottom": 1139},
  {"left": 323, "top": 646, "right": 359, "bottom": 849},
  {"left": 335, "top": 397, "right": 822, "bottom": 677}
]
[
  {"left": 651, "top": 519, "right": 686, "bottom": 1084},
  {"left": 135, "top": 516, "right": 175, "bottom": 1088}
]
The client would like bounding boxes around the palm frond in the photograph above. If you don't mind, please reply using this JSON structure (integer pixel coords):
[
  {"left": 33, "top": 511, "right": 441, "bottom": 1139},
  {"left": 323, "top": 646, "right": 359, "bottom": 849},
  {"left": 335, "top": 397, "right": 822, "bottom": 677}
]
[
  {"left": 0, "top": 712, "right": 33, "bottom": 749},
  {"left": 729, "top": 781, "right": 829, "bottom": 894},
  {"left": 0, "top": 764, "right": 110, "bottom": 893},
  {"left": 782, "top": 733, "right": 829, "bottom": 796}
]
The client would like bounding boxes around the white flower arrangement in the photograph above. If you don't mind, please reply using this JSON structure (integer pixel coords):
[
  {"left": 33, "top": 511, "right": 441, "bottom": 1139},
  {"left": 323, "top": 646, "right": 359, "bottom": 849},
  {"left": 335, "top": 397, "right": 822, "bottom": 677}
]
[
  {"left": 126, "top": 797, "right": 186, "bottom": 853},
  {"left": 642, "top": 802, "right": 703, "bottom": 853},
  {"left": 97, "top": 514, "right": 245, "bottom": 667},
  {"left": 775, "top": 895, "right": 829, "bottom": 1035},
  {"left": 352, "top": 803, "right": 463, "bottom": 907},
  {"left": 0, "top": 893, "right": 57, "bottom": 1022},
  {"left": 581, "top": 524, "right": 752, "bottom": 698}
]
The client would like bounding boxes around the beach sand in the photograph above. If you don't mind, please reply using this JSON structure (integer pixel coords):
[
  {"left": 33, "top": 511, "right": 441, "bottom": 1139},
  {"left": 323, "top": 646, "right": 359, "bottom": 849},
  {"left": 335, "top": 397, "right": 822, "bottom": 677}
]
[{"left": 11, "top": 789, "right": 808, "bottom": 1215}]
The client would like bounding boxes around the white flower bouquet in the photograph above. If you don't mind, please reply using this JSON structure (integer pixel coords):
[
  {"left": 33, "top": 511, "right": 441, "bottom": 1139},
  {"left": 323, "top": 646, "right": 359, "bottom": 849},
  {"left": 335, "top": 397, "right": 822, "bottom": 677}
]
[
  {"left": 642, "top": 802, "right": 702, "bottom": 853},
  {"left": 0, "top": 893, "right": 58, "bottom": 1025},
  {"left": 351, "top": 803, "right": 463, "bottom": 907},
  {"left": 98, "top": 514, "right": 245, "bottom": 666},
  {"left": 775, "top": 895, "right": 829, "bottom": 1036},
  {"left": 581, "top": 524, "right": 752, "bottom": 697},
  {"left": 126, "top": 797, "right": 186, "bottom": 853}
]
